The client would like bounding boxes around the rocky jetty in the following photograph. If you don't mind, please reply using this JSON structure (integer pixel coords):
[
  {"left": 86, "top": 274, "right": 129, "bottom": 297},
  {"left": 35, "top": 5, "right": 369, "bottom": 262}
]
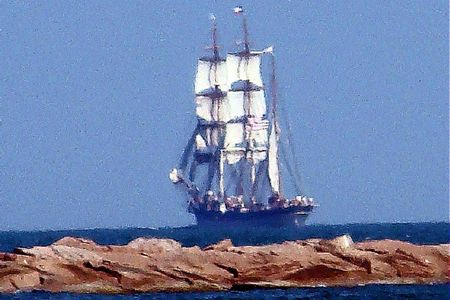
[{"left": 0, "top": 235, "right": 448, "bottom": 294}]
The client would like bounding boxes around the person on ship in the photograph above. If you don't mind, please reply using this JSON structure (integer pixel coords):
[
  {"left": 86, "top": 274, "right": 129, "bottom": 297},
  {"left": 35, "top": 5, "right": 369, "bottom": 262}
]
[
  {"left": 249, "top": 196, "right": 263, "bottom": 212},
  {"left": 223, "top": 195, "right": 243, "bottom": 212},
  {"left": 268, "top": 192, "right": 287, "bottom": 209},
  {"left": 186, "top": 187, "right": 201, "bottom": 211},
  {"left": 224, "top": 196, "right": 233, "bottom": 210},
  {"left": 236, "top": 195, "right": 244, "bottom": 208},
  {"left": 205, "top": 190, "right": 220, "bottom": 211},
  {"left": 268, "top": 192, "right": 279, "bottom": 207}
]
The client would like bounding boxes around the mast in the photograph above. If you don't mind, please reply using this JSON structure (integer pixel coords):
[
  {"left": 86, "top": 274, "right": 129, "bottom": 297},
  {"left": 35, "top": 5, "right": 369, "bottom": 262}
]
[
  {"left": 211, "top": 14, "right": 220, "bottom": 62},
  {"left": 191, "top": 14, "right": 228, "bottom": 197},
  {"left": 223, "top": 6, "right": 271, "bottom": 203},
  {"left": 240, "top": 8, "right": 250, "bottom": 54},
  {"left": 242, "top": 9, "right": 256, "bottom": 199},
  {"left": 234, "top": 6, "right": 255, "bottom": 201},
  {"left": 219, "top": 150, "right": 225, "bottom": 197},
  {"left": 210, "top": 14, "right": 225, "bottom": 198}
]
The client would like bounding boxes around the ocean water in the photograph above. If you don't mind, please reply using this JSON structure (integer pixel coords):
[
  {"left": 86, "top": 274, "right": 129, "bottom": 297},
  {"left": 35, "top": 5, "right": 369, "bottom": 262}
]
[
  {"left": 0, "top": 284, "right": 447, "bottom": 299},
  {"left": 0, "top": 222, "right": 448, "bottom": 299}
]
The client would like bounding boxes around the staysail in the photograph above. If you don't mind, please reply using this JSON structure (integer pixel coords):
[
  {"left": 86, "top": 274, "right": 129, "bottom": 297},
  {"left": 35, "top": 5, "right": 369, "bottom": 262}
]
[
  {"left": 267, "top": 53, "right": 281, "bottom": 194},
  {"left": 268, "top": 122, "right": 280, "bottom": 193}
]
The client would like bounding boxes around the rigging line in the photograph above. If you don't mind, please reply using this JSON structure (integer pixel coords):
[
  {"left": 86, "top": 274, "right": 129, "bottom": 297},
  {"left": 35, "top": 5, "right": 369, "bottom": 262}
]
[
  {"left": 251, "top": 160, "right": 267, "bottom": 199},
  {"left": 206, "top": 152, "right": 217, "bottom": 191},
  {"left": 221, "top": 159, "right": 234, "bottom": 194},
  {"left": 279, "top": 101, "right": 304, "bottom": 194},
  {"left": 237, "top": 159, "right": 245, "bottom": 196},
  {"left": 179, "top": 127, "right": 198, "bottom": 172},
  {"left": 279, "top": 142, "right": 302, "bottom": 194},
  {"left": 189, "top": 160, "right": 198, "bottom": 182},
  {"left": 217, "top": 149, "right": 224, "bottom": 197},
  {"left": 233, "top": 165, "right": 243, "bottom": 195},
  {"left": 218, "top": 149, "right": 225, "bottom": 198},
  {"left": 224, "top": 165, "right": 239, "bottom": 195}
]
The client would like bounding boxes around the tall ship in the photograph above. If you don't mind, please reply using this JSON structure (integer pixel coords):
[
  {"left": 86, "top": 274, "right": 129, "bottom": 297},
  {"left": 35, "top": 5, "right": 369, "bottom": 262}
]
[{"left": 169, "top": 7, "right": 316, "bottom": 227}]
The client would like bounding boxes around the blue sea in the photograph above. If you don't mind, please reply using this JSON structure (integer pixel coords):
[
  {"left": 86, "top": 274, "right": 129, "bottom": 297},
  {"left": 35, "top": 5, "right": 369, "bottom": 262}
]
[{"left": 0, "top": 222, "right": 448, "bottom": 299}]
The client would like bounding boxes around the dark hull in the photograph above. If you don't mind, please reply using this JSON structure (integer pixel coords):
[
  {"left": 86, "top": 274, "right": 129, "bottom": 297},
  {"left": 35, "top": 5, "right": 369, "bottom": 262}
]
[{"left": 192, "top": 205, "right": 313, "bottom": 227}]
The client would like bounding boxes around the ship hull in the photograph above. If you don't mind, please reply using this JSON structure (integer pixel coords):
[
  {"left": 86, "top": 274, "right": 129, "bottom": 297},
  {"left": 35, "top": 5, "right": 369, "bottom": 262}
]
[{"left": 192, "top": 205, "right": 313, "bottom": 227}]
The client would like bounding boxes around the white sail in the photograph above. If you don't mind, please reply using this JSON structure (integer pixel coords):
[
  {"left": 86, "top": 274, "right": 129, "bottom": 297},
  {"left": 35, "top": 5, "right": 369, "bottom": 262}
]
[
  {"left": 221, "top": 91, "right": 245, "bottom": 122},
  {"left": 195, "top": 129, "right": 218, "bottom": 151},
  {"left": 195, "top": 134, "right": 207, "bottom": 150},
  {"left": 245, "top": 119, "right": 268, "bottom": 163},
  {"left": 226, "top": 151, "right": 245, "bottom": 164},
  {"left": 224, "top": 123, "right": 244, "bottom": 149},
  {"left": 195, "top": 60, "right": 228, "bottom": 95},
  {"left": 206, "top": 127, "right": 220, "bottom": 147},
  {"left": 246, "top": 117, "right": 269, "bottom": 147},
  {"left": 195, "top": 96, "right": 213, "bottom": 122},
  {"left": 221, "top": 90, "right": 266, "bottom": 122},
  {"left": 248, "top": 90, "right": 266, "bottom": 118},
  {"left": 224, "top": 123, "right": 245, "bottom": 164},
  {"left": 226, "top": 53, "right": 263, "bottom": 88},
  {"left": 248, "top": 127, "right": 268, "bottom": 149},
  {"left": 268, "top": 123, "right": 280, "bottom": 193},
  {"left": 246, "top": 150, "right": 267, "bottom": 163},
  {"left": 197, "top": 95, "right": 233, "bottom": 123}
]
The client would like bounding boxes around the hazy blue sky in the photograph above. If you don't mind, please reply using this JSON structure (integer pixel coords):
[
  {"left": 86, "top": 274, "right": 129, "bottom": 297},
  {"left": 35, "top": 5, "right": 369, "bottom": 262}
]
[{"left": 1, "top": 1, "right": 448, "bottom": 230}]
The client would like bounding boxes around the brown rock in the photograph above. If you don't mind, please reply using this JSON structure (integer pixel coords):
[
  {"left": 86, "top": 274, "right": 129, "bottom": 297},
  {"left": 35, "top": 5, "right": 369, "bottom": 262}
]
[
  {"left": 0, "top": 253, "right": 17, "bottom": 261},
  {"left": 203, "top": 239, "right": 234, "bottom": 251},
  {"left": 0, "top": 236, "right": 447, "bottom": 294},
  {"left": 128, "top": 238, "right": 182, "bottom": 254}
]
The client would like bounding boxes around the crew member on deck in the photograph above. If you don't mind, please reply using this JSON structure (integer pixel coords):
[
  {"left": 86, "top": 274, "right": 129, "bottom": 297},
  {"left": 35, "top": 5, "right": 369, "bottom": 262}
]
[
  {"left": 268, "top": 192, "right": 280, "bottom": 207},
  {"left": 205, "top": 190, "right": 220, "bottom": 211}
]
